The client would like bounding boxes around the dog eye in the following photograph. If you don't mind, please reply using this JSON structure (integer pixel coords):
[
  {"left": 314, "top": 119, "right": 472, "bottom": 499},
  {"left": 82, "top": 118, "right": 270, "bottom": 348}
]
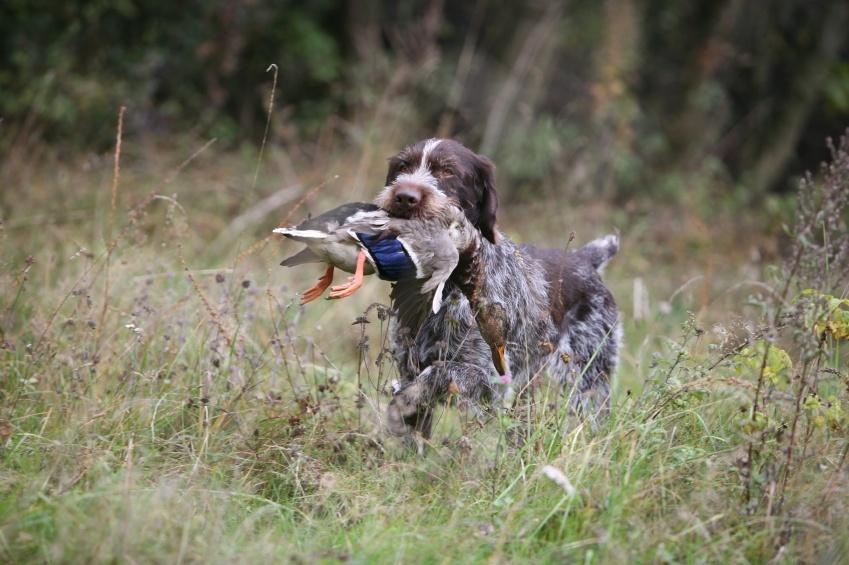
[
  {"left": 441, "top": 167, "right": 455, "bottom": 177},
  {"left": 397, "top": 163, "right": 410, "bottom": 174}
]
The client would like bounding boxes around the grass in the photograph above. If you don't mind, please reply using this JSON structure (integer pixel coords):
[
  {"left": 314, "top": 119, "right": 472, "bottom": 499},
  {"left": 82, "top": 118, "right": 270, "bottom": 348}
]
[{"left": 1, "top": 128, "right": 847, "bottom": 564}]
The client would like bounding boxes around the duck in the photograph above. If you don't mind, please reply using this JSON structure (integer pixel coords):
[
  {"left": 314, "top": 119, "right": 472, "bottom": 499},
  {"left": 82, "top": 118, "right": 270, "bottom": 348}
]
[
  {"left": 274, "top": 201, "right": 475, "bottom": 312},
  {"left": 274, "top": 202, "right": 386, "bottom": 303},
  {"left": 386, "top": 218, "right": 513, "bottom": 380}
]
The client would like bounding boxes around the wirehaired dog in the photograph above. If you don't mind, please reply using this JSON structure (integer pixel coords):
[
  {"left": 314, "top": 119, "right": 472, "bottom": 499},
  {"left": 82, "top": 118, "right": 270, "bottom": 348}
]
[{"left": 375, "top": 139, "right": 621, "bottom": 437}]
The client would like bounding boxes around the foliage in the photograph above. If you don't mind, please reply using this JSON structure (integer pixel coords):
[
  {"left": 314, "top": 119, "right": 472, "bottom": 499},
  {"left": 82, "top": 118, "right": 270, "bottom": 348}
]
[
  {"left": 0, "top": 0, "right": 345, "bottom": 148},
  {"left": 3, "top": 0, "right": 849, "bottom": 203},
  {"left": 732, "top": 339, "right": 793, "bottom": 391},
  {"left": 795, "top": 290, "right": 849, "bottom": 341}
]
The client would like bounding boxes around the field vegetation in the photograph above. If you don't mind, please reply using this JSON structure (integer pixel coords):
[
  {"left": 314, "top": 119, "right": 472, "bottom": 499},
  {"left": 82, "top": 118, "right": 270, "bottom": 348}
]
[
  {"left": 2, "top": 122, "right": 847, "bottom": 562},
  {"left": 2, "top": 1, "right": 849, "bottom": 562}
]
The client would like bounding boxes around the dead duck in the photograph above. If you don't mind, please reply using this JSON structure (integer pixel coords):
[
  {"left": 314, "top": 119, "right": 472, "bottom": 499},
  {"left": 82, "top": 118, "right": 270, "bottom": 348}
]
[
  {"left": 274, "top": 202, "right": 386, "bottom": 303},
  {"left": 275, "top": 201, "right": 474, "bottom": 312}
]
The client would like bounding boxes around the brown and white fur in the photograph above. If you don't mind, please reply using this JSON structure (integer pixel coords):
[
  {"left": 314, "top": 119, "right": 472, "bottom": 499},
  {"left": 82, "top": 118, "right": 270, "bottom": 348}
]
[{"left": 376, "top": 139, "right": 621, "bottom": 438}]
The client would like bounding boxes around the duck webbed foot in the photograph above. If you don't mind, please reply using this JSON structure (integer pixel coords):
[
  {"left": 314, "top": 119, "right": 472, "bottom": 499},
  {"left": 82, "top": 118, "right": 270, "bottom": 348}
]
[
  {"left": 327, "top": 251, "right": 367, "bottom": 300},
  {"left": 300, "top": 264, "right": 335, "bottom": 304}
]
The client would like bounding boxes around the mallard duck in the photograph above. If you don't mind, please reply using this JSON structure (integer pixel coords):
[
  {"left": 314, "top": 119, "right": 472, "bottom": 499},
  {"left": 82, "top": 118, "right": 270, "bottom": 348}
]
[
  {"left": 386, "top": 219, "right": 513, "bottom": 380},
  {"left": 274, "top": 202, "right": 386, "bottom": 303},
  {"left": 275, "top": 202, "right": 475, "bottom": 311}
]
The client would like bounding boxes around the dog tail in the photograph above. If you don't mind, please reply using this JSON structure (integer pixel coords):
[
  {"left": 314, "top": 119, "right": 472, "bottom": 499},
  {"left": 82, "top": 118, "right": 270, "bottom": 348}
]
[{"left": 575, "top": 231, "right": 619, "bottom": 272}]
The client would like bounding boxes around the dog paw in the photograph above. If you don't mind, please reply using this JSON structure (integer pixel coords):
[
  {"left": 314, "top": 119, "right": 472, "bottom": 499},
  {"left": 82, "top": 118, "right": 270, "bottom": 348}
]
[{"left": 385, "top": 383, "right": 422, "bottom": 436}]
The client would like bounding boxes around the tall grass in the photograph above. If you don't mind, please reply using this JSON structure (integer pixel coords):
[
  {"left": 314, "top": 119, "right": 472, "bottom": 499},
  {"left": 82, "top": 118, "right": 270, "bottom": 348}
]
[{"left": 0, "top": 125, "right": 847, "bottom": 563}]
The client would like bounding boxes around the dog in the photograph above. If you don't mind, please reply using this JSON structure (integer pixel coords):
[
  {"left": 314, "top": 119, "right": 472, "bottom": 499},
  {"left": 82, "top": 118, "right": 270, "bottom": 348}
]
[{"left": 375, "top": 139, "right": 621, "bottom": 438}]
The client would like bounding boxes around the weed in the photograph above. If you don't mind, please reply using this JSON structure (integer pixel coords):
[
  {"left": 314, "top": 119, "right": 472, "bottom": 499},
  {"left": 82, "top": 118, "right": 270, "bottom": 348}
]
[{"left": 1, "top": 121, "right": 848, "bottom": 562}]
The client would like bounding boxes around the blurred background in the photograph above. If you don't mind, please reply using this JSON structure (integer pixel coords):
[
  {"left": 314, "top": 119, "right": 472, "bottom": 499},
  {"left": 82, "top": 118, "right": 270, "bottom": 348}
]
[{"left": 3, "top": 0, "right": 849, "bottom": 199}]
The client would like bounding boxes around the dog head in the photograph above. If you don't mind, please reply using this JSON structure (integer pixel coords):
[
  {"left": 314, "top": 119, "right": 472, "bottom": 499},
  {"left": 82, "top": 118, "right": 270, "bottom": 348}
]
[{"left": 375, "top": 139, "right": 500, "bottom": 244}]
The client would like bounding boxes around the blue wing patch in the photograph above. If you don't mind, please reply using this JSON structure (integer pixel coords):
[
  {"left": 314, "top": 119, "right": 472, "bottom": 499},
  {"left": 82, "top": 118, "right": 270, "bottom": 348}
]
[{"left": 356, "top": 233, "right": 417, "bottom": 281}]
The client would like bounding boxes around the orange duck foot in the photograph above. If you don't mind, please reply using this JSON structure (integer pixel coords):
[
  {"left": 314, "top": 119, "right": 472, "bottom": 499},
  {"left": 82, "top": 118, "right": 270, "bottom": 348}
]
[
  {"left": 299, "top": 264, "right": 335, "bottom": 304},
  {"left": 327, "top": 251, "right": 367, "bottom": 300}
]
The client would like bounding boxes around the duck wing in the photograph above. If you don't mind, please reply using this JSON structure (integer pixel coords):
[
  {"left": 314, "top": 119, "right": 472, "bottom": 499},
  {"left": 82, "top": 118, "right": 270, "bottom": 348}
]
[
  {"left": 389, "top": 278, "right": 436, "bottom": 340},
  {"left": 413, "top": 237, "right": 458, "bottom": 290},
  {"left": 274, "top": 202, "right": 388, "bottom": 273},
  {"left": 280, "top": 247, "right": 322, "bottom": 267},
  {"left": 350, "top": 231, "right": 418, "bottom": 281},
  {"left": 350, "top": 217, "right": 461, "bottom": 313},
  {"left": 396, "top": 222, "right": 461, "bottom": 312},
  {"left": 274, "top": 202, "right": 384, "bottom": 244},
  {"left": 409, "top": 243, "right": 456, "bottom": 313}
]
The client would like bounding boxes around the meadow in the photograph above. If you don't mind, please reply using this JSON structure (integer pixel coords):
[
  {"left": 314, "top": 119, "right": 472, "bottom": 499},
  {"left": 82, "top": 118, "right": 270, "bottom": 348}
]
[{"left": 1, "top": 125, "right": 848, "bottom": 563}]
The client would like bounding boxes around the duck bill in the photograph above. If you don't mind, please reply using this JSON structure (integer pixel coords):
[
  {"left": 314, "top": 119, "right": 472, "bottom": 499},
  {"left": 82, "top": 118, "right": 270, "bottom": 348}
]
[{"left": 492, "top": 345, "right": 508, "bottom": 377}]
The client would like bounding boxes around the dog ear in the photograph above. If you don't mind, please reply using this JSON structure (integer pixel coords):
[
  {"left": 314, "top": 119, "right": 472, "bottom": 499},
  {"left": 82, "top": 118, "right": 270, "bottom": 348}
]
[
  {"left": 385, "top": 156, "right": 403, "bottom": 186},
  {"left": 474, "top": 154, "right": 499, "bottom": 244}
]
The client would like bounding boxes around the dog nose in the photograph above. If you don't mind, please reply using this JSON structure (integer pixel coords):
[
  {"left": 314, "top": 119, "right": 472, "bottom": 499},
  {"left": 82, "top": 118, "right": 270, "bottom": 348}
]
[{"left": 393, "top": 187, "right": 421, "bottom": 211}]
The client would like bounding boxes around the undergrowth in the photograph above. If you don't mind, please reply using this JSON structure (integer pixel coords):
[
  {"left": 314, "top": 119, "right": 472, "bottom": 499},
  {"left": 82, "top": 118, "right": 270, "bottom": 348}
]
[{"left": 0, "top": 130, "right": 848, "bottom": 563}]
